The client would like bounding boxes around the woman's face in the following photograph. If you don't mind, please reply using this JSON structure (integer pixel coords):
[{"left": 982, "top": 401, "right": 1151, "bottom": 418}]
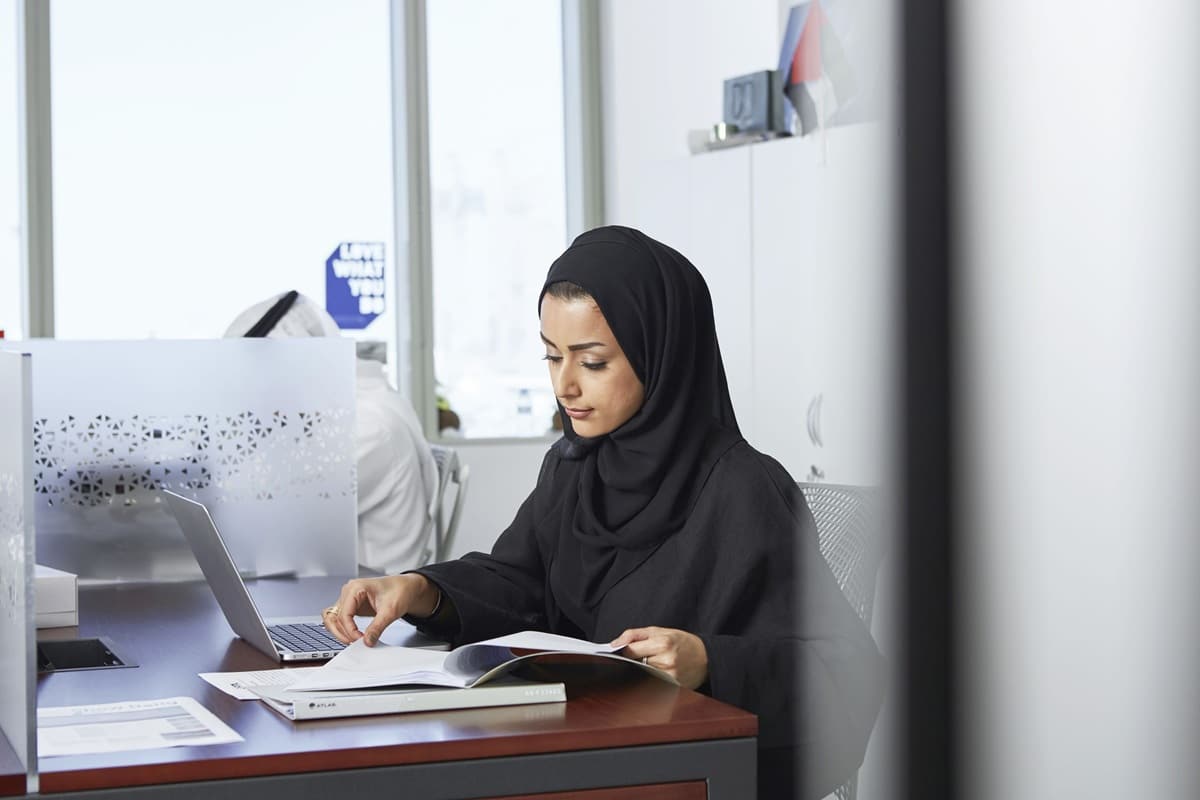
[{"left": 540, "top": 294, "right": 645, "bottom": 438}]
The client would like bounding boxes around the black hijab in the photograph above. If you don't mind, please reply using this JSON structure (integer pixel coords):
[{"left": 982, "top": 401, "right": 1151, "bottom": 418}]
[{"left": 539, "top": 226, "right": 743, "bottom": 610}]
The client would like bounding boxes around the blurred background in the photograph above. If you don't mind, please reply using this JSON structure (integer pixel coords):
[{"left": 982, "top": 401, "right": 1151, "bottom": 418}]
[{"left": 4, "top": 1, "right": 1198, "bottom": 798}]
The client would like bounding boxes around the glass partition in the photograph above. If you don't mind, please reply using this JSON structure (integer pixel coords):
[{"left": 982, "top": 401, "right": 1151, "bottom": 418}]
[
  {"left": 0, "top": 339, "right": 358, "bottom": 581},
  {"left": 0, "top": 351, "right": 36, "bottom": 791}
]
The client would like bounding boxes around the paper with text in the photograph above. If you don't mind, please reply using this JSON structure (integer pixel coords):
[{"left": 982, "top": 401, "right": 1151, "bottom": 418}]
[
  {"left": 199, "top": 667, "right": 323, "bottom": 700},
  {"left": 38, "top": 696, "right": 243, "bottom": 757}
]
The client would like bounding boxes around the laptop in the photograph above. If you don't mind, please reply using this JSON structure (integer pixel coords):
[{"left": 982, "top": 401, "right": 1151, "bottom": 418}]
[{"left": 163, "top": 489, "right": 357, "bottom": 661}]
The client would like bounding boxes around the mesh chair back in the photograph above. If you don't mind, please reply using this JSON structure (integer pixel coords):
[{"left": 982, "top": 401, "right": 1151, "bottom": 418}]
[
  {"left": 799, "top": 482, "right": 884, "bottom": 800},
  {"left": 428, "top": 444, "right": 470, "bottom": 563},
  {"left": 800, "top": 483, "right": 884, "bottom": 628}
]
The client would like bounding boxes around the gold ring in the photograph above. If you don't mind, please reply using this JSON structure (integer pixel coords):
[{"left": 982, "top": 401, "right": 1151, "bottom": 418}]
[{"left": 323, "top": 606, "right": 339, "bottom": 616}]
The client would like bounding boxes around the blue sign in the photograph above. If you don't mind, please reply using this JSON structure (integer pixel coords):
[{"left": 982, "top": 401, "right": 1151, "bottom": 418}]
[{"left": 326, "top": 242, "right": 386, "bottom": 330}]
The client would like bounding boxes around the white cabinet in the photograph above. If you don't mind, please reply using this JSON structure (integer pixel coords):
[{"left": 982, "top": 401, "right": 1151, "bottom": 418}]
[
  {"left": 627, "top": 123, "right": 896, "bottom": 486},
  {"left": 752, "top": 125, "right": 896, "bottom": 485},
  {"left": 634, "top": 146, "right": 758, "bottom": 445}
]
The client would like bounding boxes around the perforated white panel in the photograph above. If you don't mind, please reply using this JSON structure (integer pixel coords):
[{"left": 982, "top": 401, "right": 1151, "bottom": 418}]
[
  {"left": 0, "top": 340, "right": 359, "bottom": 581},
  {"left": 0, "top": 352, "right": 36, "bottom": 788}
]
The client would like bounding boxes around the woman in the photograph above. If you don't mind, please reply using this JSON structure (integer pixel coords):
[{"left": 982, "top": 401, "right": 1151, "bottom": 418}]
[{"left": 324, "top": 226, "right": 884, "bottom": 799}]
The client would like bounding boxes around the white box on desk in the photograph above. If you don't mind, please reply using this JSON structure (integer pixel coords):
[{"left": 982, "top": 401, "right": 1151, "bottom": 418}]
[{"left": 35, "top": 563, "right": 78, "bottom": 628}]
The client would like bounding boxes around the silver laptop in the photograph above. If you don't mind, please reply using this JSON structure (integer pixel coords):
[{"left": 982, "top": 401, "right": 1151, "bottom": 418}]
[{"left": 163, "top": 489, "right": 352, "bottom": 661}]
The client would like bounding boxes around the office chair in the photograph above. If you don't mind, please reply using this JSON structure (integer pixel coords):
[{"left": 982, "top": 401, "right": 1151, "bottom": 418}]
[
  {"left": 799, "top": 482, "right": 885, "bottom": 800},
  {"left": 428, "top": 443, "right": 470, "bottom": 563}
]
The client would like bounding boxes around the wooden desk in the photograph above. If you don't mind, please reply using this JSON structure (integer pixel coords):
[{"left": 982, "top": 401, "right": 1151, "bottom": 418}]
[{"left": 31, "top": 578, "right": 756, "bottom": 799}]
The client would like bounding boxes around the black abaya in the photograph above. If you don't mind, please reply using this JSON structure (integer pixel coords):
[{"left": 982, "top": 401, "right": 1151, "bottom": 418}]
[
  {"left": 416, "top": 434, "right": 885, "bottom": 798},
  {"left": 415, "top": 226, "right": 884, "bottom": 798}
]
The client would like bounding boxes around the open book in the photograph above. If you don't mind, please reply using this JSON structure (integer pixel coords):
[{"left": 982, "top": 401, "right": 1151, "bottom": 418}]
[{"left": 287, "top": 630, "right": 677, "bottom": 693}]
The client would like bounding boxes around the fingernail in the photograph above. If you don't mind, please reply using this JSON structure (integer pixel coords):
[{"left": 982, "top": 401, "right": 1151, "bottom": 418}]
[{"left": 365, "top": 633, "right": 376, "bottom": 646}]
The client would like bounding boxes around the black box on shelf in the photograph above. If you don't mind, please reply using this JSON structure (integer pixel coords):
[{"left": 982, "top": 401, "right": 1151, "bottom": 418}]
[{"left": 723, "top": 69, "right": 786, "bottom": 134}]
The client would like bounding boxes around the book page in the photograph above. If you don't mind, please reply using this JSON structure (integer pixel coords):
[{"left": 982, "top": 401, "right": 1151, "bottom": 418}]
[
  {"left": 199, "top": 666, "right": 323, "bottom": 700},
  {"left": 289, "top": 631, "right": 659, "bottom": 693},
  {"left": 290, "top": 641, "right": 463, "bottom": 691},
  {"left": 444, "top": 632, "right": 619, "bottom": 678}
]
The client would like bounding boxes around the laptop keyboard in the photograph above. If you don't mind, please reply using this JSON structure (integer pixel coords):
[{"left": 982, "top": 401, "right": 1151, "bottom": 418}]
[{"left": 269, "top": 623, "right": 346, "bottom": 655}]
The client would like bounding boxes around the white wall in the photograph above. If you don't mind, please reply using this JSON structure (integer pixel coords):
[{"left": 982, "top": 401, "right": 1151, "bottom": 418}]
[
  {"left": 599, "top": 0, "right": 781, "bottom": 225},
  {"left": 441, "top": 438, "right": 550, "bottom": 559}
]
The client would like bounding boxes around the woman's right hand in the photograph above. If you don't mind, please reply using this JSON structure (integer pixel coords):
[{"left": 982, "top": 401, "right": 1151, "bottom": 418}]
[{"left": 323, "top": 574, "right": 440, "bottom": 647}]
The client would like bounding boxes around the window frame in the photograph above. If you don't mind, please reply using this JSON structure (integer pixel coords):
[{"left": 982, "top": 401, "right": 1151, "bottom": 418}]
[
  {"left": 16, "top": 0, "right": 54, "bottom": 339},
  {"left": 406, "top": 0, "right": 603, "bottom": 441}
]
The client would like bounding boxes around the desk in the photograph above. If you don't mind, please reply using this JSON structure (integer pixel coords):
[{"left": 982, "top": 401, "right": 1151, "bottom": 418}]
[{"left": 31, "top": 578, "right": 756, "bottom": 799}]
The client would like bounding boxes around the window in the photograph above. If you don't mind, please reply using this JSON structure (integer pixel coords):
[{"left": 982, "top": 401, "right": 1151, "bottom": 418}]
[
  {"left": 426, "top": 0, "right": 568, "bottom": 438},
  {"left": 49, "top": 0, "right": 398, "bottom": 364},
  {"left": 17, "top": 0, "right": 593, "bottom": 434},
  {"left": 0, "top": 0, "right": 20, "bottom": 339}
]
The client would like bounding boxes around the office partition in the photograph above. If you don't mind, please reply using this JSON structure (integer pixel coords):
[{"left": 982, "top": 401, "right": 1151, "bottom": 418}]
[
  {"left": 0, "top": 351, "right": 36, "bottom": 793},
  {"left": 0, "top": 339, "right": 358, "bottom": 581}
]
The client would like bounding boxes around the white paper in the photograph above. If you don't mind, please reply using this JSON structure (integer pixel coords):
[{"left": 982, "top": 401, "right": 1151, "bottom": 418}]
[
  {"left": 443, "top": 632, "right": 619, "bottom": 677},
  {"left": 199, "top": 667, "right": 323, "bottom": 700},
  {"left": 38, "top": 696, "right": 243, "bottom": 757},
  {"left": 304, "top": 640, "right": 463, "bottom": 688},
  {"left": 462, "top": 631, "right": 620, "bottom": 653}
]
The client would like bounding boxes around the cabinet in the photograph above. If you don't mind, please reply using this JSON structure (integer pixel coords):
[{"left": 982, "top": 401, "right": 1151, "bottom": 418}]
[{"left": 630, "top": 123, "right": 896, "bottom": 486}]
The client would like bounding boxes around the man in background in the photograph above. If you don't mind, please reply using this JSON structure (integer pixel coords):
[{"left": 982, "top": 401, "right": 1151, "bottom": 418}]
[{"left": 225, "top": 291, "right": 439, "bottom": 573}]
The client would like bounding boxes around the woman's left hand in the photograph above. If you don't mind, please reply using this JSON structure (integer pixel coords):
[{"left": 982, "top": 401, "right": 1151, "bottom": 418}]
[{"left": 609, "top": 626, "right": 708, "bottom": 689}]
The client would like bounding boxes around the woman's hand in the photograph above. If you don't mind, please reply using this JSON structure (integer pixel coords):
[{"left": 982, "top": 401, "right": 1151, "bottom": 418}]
[
  {"left": 609, "top": 626, "right": 709, "bottom": 689},
  {"left": 322, "top": 574, "right": 440, "bottom": 647}
]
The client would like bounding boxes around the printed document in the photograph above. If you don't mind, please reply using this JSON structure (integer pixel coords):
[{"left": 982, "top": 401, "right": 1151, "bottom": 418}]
[
  {"left": 38, "top": 696, "right": 243, "bottom": 757},
  {"left": 200, "top": 666, "right": 323, "bottom": 700}
]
